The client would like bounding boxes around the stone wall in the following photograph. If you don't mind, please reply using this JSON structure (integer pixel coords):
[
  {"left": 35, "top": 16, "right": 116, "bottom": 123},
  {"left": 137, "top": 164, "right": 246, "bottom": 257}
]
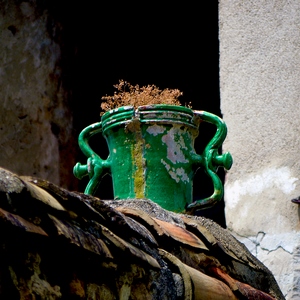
[
  {"left": 0, "top": 167, "right": 285, "bottom": 299},
  {"left": 219, "top": 1, "right": 300, "bottom": 299},
  {"left": 0, "top": 1, "right": 76, "bottom": 189}
]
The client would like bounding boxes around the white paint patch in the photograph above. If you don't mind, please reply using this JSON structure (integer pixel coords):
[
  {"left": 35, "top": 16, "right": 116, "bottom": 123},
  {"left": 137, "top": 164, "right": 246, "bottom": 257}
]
[
  {"left": 226, "top": 167, "right": 298, "bottom": 209},
  {"left": 161, "top": 159, "right": 171, "bottom": 171},
  {"left": 161, "top": 159, "right": 189, "bottom": 183},
  {"left": 175, "top": 167, "right": 190, "bottom": 182},
  {"left": 146, "top": 124, "right": 166, "bottom": 136},
  {"left": 161, "top": 126, "right": 188, "bottom": 164}
]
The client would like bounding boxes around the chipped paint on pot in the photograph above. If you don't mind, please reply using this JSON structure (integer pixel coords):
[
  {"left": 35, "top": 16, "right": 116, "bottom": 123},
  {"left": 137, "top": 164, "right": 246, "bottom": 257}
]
[
  {"left": 146, "top": 124, "right": 166, "bottom": 136},
  {"left": 160, "top": 159, "right": 189, "bottom": 183},
  {"left": 161, "top": 125, "right": 189, "bottom": 164},
  {"left": 74, "top": 105, "right": 232, "bottom": 212}
]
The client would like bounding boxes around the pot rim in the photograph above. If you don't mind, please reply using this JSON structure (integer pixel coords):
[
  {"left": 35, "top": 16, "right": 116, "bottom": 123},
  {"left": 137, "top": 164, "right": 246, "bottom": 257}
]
[{"left": 101, "top": 104, "right": 198, "bottom": 133}]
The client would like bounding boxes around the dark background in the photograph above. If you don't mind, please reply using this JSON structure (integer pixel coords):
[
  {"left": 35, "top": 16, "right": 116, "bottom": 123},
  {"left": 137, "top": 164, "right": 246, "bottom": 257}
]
[{"left": 50, "top": 2, "right": 226, "bottom": 226}]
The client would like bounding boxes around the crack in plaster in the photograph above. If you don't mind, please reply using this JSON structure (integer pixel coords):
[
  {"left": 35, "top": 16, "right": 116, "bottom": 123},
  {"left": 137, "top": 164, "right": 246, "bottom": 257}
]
[
  {"left": 260, "top": 245, "right": 293, "bottom": 255},
  {"left": 234, "top": 230, "right": 295, "bottom": 256}
]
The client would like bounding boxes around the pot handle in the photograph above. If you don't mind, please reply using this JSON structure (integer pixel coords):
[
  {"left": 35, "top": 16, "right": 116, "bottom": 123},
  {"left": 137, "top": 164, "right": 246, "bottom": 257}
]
[
  {"left": 187, "top": 110, "right": 233, "bottom": 212},
  {"left": 73, "top": 122, "right": 110, "bottom": 195}
]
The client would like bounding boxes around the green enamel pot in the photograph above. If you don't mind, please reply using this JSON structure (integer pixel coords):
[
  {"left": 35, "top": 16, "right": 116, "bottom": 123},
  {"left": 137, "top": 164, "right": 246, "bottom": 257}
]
[{"left": 73, "top": 104, "right": 232, "bottom": 212}]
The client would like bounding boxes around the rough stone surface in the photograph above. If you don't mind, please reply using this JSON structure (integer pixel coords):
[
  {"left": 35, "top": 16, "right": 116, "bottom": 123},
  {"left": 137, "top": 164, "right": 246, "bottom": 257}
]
[
  {"left": 219, "top": 1, "right": 300, "bottom": 299},
  {"left": 0, "top": 167, "right": 284, "bottom": 299},
  {"left": 0, "top": 0, "right": 76, "bottom": 189}
]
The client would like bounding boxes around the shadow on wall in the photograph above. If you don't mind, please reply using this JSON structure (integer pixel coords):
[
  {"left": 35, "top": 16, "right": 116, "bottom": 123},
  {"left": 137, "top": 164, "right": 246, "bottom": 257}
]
[{"left": 48, "top": 2, "right": 226, "bottom": 226}]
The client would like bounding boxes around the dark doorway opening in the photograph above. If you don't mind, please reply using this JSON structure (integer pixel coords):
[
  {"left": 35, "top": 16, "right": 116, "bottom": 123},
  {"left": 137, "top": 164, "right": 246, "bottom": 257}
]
[{"left": 53, "top": 3, "right": 226, "bottom": 227}]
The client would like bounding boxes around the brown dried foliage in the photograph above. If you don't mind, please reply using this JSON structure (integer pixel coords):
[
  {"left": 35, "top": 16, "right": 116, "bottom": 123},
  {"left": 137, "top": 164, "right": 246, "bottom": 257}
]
[{"left": 100, "top": 80, "right": 187, "bottom": 115}]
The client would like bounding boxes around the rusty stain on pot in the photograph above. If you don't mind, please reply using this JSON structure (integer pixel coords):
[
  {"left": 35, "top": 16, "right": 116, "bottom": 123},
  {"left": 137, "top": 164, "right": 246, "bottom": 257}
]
[
  {"left": 125, "top": 118, "right": 140, "bottom": 133},
  {"left": 125, "top": 118, "right": 146, "bottom": 198}
]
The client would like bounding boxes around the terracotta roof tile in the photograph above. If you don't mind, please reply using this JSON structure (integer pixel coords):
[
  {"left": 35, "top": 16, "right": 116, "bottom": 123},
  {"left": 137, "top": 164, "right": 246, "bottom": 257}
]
[{"left": 0, "top": 167, "right": 284, "bottom": 299}]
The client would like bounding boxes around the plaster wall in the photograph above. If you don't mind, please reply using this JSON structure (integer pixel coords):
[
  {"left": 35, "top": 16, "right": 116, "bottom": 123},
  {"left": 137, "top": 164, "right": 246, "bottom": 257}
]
[
  {"left": 0, "top": 1, "right": 76, "bottom": 188},
  {"left": 219, "top": 1, "right": 300, "bottom": 299}
]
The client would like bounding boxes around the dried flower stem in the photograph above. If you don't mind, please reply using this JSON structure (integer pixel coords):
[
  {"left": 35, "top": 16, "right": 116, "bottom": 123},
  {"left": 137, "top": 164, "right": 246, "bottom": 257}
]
[{"left": 100, "top": 80, "right": 188, "bottom": 115}]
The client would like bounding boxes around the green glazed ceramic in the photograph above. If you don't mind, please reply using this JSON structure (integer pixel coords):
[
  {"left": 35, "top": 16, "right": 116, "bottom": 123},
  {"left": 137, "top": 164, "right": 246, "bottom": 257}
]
[{"left": 74, "top": 105, "right": 232, "bottom": 212}]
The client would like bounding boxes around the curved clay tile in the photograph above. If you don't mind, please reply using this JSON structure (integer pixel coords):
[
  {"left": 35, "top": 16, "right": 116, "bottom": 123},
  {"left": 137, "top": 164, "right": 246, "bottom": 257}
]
[{"left": 0, "top": 167, "right": 284, "bottom": 299}]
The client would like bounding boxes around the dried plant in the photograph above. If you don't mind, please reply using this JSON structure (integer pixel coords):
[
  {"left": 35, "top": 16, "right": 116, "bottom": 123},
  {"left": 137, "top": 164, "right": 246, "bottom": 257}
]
[{"left": 100, "top": 80, "right": 188, "bottom": 115}]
